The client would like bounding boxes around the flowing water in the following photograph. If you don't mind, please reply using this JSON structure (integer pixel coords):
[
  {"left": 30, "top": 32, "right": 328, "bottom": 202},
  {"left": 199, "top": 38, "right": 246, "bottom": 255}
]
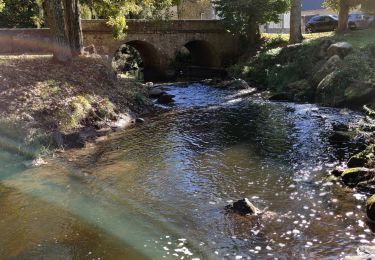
[{"left": 0, "top": 84, "right": 372, "bottom": 259}]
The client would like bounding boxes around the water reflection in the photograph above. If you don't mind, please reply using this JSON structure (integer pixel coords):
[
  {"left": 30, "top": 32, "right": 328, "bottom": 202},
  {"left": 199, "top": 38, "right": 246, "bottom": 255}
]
[{"left": 0, "top": 83, "right": 369, "bottom": 259}]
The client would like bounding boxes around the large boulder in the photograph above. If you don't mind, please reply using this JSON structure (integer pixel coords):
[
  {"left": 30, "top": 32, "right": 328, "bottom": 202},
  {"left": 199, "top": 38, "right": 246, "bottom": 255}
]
[
  {"left": 348, "top": 145, "right": 375, "bottom": 168},
  {"left": 312, "top": 55, "right": 342, "bottom": 86},
  {"left": 367, "top": 195, "right": 375, "bottom": 222},
  {"left": 317, "top": 39, "right": 336, "bottom": 58},
  {"left": 327, "top": 42, "right": 353, "bottom": 58},
  {"left": 343, "top": 81, "right": 375, "bottom": 107},
  {"left": 316, "top": 77, "right": 375, "bottom": 107},
  {"left": 341, "top": 168, "right": 375, "bottom": 187},
  {"left": 226, "top": 198, "right": 261, "bottom": 216}
]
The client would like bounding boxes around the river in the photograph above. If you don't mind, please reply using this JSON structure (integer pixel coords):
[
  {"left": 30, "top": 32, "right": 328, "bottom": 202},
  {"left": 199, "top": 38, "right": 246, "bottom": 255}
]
[{"left": 0, "top": 83, "right": 371, "bottom": 259}]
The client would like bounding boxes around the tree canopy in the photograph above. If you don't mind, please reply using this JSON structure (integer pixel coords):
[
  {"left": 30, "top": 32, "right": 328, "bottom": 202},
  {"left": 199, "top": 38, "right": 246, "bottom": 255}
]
[
  {"left": 80, "top": 0, "right": 180, "bottom": 38},
  {"left": 212, "top": 0, "right": 289, "bottom": 45},
  {"left": 323, "top": 0, "right": 374, "bottom": 32},
  {"left": 0, "top": 0, "right": 41, "bottom": 28}
]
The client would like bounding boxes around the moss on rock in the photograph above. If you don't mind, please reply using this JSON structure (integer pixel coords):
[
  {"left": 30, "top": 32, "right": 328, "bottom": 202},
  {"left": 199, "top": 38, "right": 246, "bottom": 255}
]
[
  {"left": 366, "top": 194, "right": 375, "bottom": 222},
  {"left": 341, "top": 168, "right": 375, "bottom": 187},
  {"left": 348, "top": 145, "right": 375, "bottom": 168}
]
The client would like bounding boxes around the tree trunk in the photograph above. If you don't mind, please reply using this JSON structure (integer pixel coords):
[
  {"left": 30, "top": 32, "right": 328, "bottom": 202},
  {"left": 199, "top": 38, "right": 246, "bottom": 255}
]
[
  {"left": 337, "top": 0, "right": 350, "bottom": 33},
  {"left": 290, "top": 0, "right": 303, "bottom": 44},
  {"left": 44, "top": 0, "right": 72, "bottom": 62},
  {"left": 63, "top": 0, "right": 83, "bottom": 56}
]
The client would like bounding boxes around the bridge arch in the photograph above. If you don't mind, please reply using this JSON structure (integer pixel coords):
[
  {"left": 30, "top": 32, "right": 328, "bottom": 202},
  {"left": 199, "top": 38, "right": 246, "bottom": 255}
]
[
  {"left": 120, "top": 40, "right": 163, "bottom": 81},
  {"left": 179, "top": 40, "right": 221, "bottom": 68}
]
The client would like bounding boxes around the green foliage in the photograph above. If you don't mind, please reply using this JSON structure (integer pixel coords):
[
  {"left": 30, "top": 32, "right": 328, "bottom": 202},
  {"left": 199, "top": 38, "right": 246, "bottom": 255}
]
[
  {"left": 0, "top": 0, "right": 4, "bottom": 12},
  {"left": 268, "top": 63, "right": 304, "bottom": 91},
  {"left": 55, "top": 95, "right": 92, "bottom": 133},
  {"left": 328, "top": 50, "right": 373, "bottom": 85},
  {"left": 227, "top": 63, "right": 250, "bottom": 79},
  {"left": 261, "top": 34, "right": 289, "bottom": 51},
  {"left": 323, "top": 0, "right": 373, "bottom": 12},
  {"left": 212, "top": 0, "right": 289, "bottom": 44},
  {"left": 0, "top": 117, "right": 52, "bottom": 158},
  {"left": 0, "top": 0, "right": 41, "bottom": 28},
  {"left": 80, "top": 0, "right": 179, "bottom": 39},
  {"left": 247, "top": 49, "right": 281, "bottom": 84},
  {"left": 134, "top": 93, "right": 148, "bottom": 105}
]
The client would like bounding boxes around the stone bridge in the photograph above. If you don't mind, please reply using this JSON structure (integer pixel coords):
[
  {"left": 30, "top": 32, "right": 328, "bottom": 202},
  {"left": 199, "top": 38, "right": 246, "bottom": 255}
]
[{"left": 0, "top": 19, "right": 240, "bottom": 79}]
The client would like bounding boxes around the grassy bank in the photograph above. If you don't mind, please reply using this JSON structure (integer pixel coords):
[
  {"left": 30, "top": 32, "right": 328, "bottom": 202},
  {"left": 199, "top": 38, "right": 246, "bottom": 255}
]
[
  {"left": 253, "top": 30, "right": 375, "bottom": 221},
  {"left": 0, "top": 55, "right": 150, "bottom": 159},
  {"left": 232, "top": 29, "right": 375, "bottom": 108},
  {"left": 262, "top": 28, "right": 375, "bottom": 48}
]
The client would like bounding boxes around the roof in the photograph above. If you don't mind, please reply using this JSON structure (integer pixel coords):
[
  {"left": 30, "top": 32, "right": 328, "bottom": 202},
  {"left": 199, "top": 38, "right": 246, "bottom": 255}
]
[{"left": 302, "top": 0, "right": 325, "bottom": 11}]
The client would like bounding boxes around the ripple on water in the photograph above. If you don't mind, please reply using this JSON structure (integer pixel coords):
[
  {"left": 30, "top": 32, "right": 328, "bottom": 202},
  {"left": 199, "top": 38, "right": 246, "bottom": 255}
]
[{"left": 0, "top": 83, "right": 368, "bottom": 259}]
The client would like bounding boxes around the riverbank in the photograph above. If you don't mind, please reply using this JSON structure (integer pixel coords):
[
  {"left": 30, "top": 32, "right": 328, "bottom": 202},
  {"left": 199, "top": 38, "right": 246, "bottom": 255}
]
[
  {"left": 231, "top": 29, "right": 375, "bottom": 223},
  {"left": 0, "top": 54, "right": 152, "bottom": 161},
  {"left": 232, "top": 29, "right": 375, "bottom": 108}
]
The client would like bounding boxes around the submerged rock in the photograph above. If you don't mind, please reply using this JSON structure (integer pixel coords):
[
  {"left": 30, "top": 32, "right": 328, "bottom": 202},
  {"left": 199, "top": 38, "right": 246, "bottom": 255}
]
[
  {"left": 341, "top": 168, "right": 375, "bottom": 187},
  {"left": 329, "top": 131, "right": 354, "bottom": 143},
  {"left": 348, "top": 155, "right": 369, "bottom": 168},
  {"left": 149, "top": 88, "right": 165, "bottom": 98},
  {"left": 330, "top": 168, "right": 344, "bottom": 177},
  {"left": 224, "top": 79, "right": 250, "bottom": 90},
  {"left": 344, "top": 245, "right": 375, "bottom": 260},
  {"left": 226, "top": 198, "right": 260, "bottom": 216},
  {"left": 332, "top": 122, "right": 349, "bottom": 132},
  {"left": 269, "top": 93, "right": 291, "bottom": 102},
  {"left": 157, "top": 94, "right": 175, "bottom": 104},
  {"left": 22, "top": 158, "right": 47, "bottom": 168},
  {"left": 367, "top": 195, "right": 375, "bottom": 222},
  {"left": 52, "top": 132, "right": 85, "bottom": 149}
]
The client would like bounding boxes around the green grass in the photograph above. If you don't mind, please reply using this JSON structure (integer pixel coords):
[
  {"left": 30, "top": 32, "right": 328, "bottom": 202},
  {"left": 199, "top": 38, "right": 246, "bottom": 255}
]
[
  {"left": 262, "top": 28, "right": 375, "bottom": 49},
  {"left": 332, "top": 29, "right": 375, "bottom": 48},
  {"left": 262, "top": 32, "right": 333, "bottom": 43}
]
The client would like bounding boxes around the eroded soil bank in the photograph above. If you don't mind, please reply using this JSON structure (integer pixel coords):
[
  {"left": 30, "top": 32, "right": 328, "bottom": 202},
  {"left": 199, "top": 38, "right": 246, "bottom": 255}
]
[{"left": 0, "top": 54, "right": 152, "bottom": 160}]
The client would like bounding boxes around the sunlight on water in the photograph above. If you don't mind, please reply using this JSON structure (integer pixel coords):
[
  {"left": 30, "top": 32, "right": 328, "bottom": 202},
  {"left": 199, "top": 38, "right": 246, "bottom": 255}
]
[{"left": 0, "top": 83, "right": 369, "bottom": 259}]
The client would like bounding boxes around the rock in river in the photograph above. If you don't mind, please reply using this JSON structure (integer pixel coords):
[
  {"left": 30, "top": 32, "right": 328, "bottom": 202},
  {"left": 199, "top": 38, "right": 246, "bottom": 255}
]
[
  {"left": 344, "top": 245, "right": 375, "bottom": 259},
  {"left": 367, "top": 195, "right": 375, "bottom": 222},
  {"left": 149, "top": 88, "right": 165, "bottom": 98},
  {"left": 157, "top": 94, "right": 175, "bottom": 104},
  {"left": 341, "top": 168, "right": 375, "bottom": 187},
  {"left": 226, "top": 198, "right": 260, "bottom": 216}
]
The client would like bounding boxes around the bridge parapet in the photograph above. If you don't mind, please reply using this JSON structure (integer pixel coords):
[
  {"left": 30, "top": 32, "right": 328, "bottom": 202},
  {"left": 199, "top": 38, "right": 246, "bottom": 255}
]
[{"left": 82, "top": 19, "right": 226, "bottom": 34}]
